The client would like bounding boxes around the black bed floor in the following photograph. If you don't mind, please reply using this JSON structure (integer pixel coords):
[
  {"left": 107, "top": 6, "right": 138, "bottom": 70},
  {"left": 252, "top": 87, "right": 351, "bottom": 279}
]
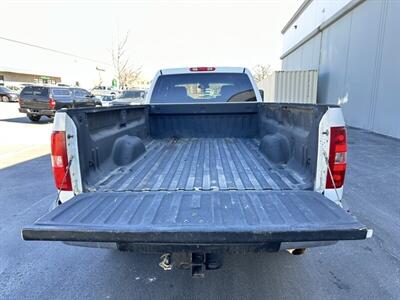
[{"left": 95, "top": 138, "right": 310, "bottom": 192}]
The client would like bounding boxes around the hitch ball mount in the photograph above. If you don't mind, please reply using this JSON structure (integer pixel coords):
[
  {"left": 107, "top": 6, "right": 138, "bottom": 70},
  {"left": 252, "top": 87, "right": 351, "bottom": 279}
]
[{"left": 159, "top": 252, "right": 223, "bottom": 277}]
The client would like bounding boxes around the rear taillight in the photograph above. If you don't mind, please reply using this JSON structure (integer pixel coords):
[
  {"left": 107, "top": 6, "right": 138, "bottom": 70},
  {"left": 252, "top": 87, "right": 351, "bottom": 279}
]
[
  {"left": 51, "top": 131, "right": 72, "bottom": 191},
  {"left": 326, "top": 127, "right": 347, "bottom": 189},
  {"left": 189, "top": 67, "right": 216, "bottom": 72},
  {"left": 18, "top": 97, "right": 23, "bottom": 106},
  {"left": 49, "top": 98, "right": 56, "bottom": 109}
]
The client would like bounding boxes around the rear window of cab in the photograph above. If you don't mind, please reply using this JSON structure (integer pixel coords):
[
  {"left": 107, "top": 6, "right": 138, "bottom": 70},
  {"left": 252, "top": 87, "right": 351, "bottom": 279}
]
[{"left": 150, "top": 73, "right": 256, "bottom": 103}]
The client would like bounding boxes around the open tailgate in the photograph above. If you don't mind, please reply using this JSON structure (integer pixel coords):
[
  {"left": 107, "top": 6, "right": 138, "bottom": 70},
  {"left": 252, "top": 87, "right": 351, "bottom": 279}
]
[{"left": 22, "top": 191, "right": 368, "bottom": 244}]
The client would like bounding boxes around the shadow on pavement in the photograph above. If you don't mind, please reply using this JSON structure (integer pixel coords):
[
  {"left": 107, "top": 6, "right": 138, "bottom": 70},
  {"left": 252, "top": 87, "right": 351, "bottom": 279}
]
[
  {"left": 95, "top": 249, "right": 306, "bottom": 299},
  {"left": 0, "top": 154, "right": 55, "bottom": 221}
]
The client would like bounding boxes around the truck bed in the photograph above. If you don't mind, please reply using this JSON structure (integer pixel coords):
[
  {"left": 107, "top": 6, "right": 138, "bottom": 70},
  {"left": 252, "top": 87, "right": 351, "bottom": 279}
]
[
  {"left": 95, "top": 138, "right": 309, "bottom": 192},
  {"left": 22, "top": 104, "right": 370, "bottom": 250}
]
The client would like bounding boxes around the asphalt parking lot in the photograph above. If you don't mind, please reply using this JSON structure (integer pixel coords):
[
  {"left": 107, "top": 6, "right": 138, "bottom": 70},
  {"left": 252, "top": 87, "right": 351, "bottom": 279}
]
[{"left": 0, "top": 102, "right": 399, "bottom": 299}]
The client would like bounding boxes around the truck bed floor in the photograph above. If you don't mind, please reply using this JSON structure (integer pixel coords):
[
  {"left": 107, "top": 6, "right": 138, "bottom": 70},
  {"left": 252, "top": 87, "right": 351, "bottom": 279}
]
[{"left": 95, "top": 138, "right": 309, "bottom": 192}]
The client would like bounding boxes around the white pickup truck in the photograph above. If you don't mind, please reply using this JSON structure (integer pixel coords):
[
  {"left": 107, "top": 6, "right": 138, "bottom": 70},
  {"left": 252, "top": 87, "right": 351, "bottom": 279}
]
[{"left": 23, "top": 67, "right": 371, "bottom": 277}]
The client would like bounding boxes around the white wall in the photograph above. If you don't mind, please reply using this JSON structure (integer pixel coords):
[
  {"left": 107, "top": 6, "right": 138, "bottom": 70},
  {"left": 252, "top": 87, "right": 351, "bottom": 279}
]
[
  {"left": 282, "top": 0, "right": 400, "bottom": 139},
  {"left": 282, "top": 0, "right": 353, "bottom": 54}
]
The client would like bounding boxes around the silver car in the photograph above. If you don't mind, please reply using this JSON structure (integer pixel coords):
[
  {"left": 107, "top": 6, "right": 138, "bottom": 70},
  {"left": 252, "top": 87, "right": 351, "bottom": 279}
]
[{"left": 110, "top": 89, "right": 146, "bottom": 106}]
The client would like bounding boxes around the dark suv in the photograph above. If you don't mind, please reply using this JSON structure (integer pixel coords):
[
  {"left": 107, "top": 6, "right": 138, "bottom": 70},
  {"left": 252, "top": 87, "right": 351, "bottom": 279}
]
[{"left": 19, "top": 86, "right": 100, "bottom": 122}]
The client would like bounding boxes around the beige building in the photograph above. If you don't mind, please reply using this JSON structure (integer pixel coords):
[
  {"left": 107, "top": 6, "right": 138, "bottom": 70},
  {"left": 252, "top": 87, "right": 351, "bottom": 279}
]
[
  {"left": 0, "top": 70, "right": 61, "bottom": 87},
  {"left": 0, "top": 37, "right": 112, "bottom": 90}
]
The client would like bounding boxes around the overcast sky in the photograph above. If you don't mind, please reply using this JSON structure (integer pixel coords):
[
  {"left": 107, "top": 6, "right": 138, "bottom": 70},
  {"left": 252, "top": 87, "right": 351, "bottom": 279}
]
[{"left": 1, "top": 0, "right": 302, "bottom": 78}]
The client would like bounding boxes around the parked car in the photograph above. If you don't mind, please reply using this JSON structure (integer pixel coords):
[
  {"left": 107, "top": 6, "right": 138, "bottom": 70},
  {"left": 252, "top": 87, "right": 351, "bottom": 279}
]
[
  {"left": 91, "top": 85, "right": 118, "bottom": 97},
  {"left": 18, "top": 86, "right": 99, "bottom": 122},
  {"left": 97, "top": 94, "right": 115, "bottom": 107},
  {"left": 0, "top": 86, "right": 19, "bottom": 102},
  {"left": 6, "top": 85, "right": 23, "bottom": 94},
  {"left": 110, "top": 89, "right": 146, "bottom": 106},
  {"left": 23, "top": 67, "right": 372, "bottom": 277}
]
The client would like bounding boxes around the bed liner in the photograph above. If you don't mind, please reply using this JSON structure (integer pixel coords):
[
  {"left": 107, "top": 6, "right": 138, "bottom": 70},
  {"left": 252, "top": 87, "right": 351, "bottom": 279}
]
[{"left": 95, "top": 138, "right": 310, "bottom": 192}]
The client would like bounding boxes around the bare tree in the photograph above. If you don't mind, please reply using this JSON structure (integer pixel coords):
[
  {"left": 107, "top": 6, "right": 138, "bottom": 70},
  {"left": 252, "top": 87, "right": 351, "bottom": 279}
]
[
  {"left": 252, "top": 64, "right": 272, "bottom": 83},
  {"left": 112, "top": 31, "right": 142, "bottom": 89}
]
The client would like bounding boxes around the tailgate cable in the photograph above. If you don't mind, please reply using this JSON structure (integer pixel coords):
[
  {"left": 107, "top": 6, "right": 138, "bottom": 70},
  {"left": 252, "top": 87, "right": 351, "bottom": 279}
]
[
  {"left": 323, "top": 152, "right": 341, "bottom": 204},
  {"left": 55, "top": 156, "right": 73, "bottom": 205},
  {"left": 325, "top": 152, "right": 373, "bottom": 238}
]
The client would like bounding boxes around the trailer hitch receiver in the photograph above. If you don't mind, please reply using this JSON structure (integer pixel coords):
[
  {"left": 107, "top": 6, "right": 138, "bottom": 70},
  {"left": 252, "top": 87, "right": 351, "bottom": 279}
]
[{"left": 158, "top": 252, "right": 223, "bottom": 277}]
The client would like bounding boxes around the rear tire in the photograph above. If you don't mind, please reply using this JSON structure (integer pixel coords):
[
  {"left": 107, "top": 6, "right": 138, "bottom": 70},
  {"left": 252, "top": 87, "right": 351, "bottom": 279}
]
[
  {"left": 27, "top": 114, "right": 41, "bottom": 122},
  {"left": 1, "top": 96, "right": 9, "bottom": 102}
]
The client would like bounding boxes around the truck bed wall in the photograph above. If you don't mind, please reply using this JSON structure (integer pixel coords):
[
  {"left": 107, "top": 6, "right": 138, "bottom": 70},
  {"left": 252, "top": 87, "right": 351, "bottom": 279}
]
[
  {"left": 70, "top": 106, "right": 149, "bottom": 188},
  {"left": 149, "top": 103, "right": 259, "bottom": 138},
  {"left": 258, "top": 104, "right": 325, "bottom": 184},
  {"left": 66, "top": 103, "right": 328, "bottom": 191}
]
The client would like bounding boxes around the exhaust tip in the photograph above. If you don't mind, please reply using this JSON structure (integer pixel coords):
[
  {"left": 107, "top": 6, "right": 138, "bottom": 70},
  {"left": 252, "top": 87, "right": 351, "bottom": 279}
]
[{"left": 287, "top": 248, "right": 307, "bottom": 255}]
